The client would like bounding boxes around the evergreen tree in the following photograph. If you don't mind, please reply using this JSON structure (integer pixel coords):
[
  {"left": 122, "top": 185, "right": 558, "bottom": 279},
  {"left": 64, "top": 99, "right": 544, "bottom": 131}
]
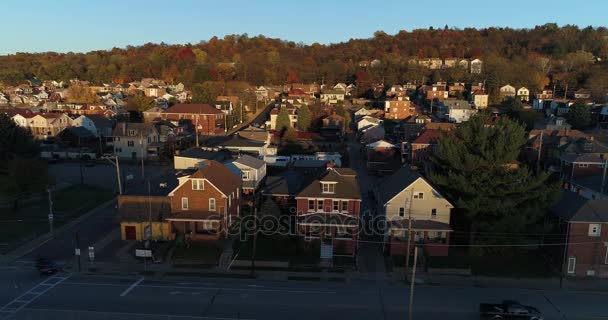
[
  {"left": 428, "top": 113, "right": 558, "bottom": 251},
  {"left": 275, "top": 106, "right": 290, "bottom": 131},
  {"left": 296, "top": 104, "right": 311, "bottom": 131},
  {"left": 566, "top": 101, "right": 593, "bottom": 129},
  {"left": 283, "top": 126, "right": 297, "bottom": 143}
]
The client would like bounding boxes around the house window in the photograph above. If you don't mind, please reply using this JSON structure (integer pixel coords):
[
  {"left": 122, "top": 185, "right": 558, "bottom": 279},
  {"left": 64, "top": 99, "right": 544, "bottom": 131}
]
[
  {"left": 431, "top": 209, "right": 437, "bottom": 219},
  {"left": 242, "top": 171, "right": 251, "bottom": 180},
  {"left": 317, "top": 200, "right": 324, "bottom": 211},
  {"left": 181, "top": 197, "right": 188, "bottom": 210},
  {"left": 128, "top": 130, "right": 136, "bottom": 136},
  {"left": 308, "top": 200, "right": 315, "bottom": 210},
  {"left": 127, "top": 140, "right": 134, "bottom": 147},
  {"left": 578, "top": 163, "right": 588, "bottom": 168},
  {"left": 399, "top": 207, "right": 405, "bottom": 217},
  {"left": 209, "top": 198, "right": 216, "bottom": 212},
  {"left": 342, "top": 201, "right": 348, "bottom": 211},
  {"left": 322, "top": 183, "right": 335, "bottom": 194},
  {"left": 567, "top": 257, "right": 576, "bottom": 274},
  {"left": 413, "top": 192, "right": 424, "bottom": 199},
  {"left": 192, "top": 179, "right": 204, "bottom": 190},
  {"left": 589, "top": 224, "right": 601, "bottom": 237},
  {"left": 333, "top": 200, "right": 339, "bottom": 211}
]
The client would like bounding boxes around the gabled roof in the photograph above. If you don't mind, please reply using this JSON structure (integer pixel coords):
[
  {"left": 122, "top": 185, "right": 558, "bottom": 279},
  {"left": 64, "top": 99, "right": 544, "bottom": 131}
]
[
  {"left": 186, "top": 160, "right": 241, "bottom": 197},
  {"left": 366, "top": 140, "right": 396, "bottom": 149},
  {"left": 412, "top": 129, "right": 442, "bottom": 145},
  {"left": 296, "top": 168, "right": 360, "bottom": 200},
  {"left": 552, "top": 191, "right": 608, "bottom": 223},
  {"left": 86, "top": 114, "right": 112, "bottom": 129},
  {"left": 164, "top": 103, "right": 223, "bottom": 115},
  {"left": 232, "top": 154, "right": 265, "bottom": 169},
  {"left": 118, "top": 195, "right": 171, "bottom": 222}
]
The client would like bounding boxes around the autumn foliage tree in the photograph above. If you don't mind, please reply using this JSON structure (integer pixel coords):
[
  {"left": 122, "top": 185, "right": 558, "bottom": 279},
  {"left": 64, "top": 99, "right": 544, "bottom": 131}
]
[{"left": 67, "top": 83, "right": 98, "bottom": 103}]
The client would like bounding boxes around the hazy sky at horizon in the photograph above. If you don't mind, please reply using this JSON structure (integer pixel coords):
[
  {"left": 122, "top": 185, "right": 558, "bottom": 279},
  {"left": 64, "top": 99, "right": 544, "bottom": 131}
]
[{"left": 2, "top": 0, "right": 606, "bottom": 55}]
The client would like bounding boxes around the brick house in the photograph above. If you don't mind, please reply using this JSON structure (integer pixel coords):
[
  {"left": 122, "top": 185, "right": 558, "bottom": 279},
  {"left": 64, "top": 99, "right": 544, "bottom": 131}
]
[
  {"left": 295, "top": 167, "right": 361, "bottom": 257},
  {"left": 167, "top": 160, "right": 242, "bottom": 241},
  {"left": 374, "top": 168, "right": 454, "bottom": 257},
  {"left": 425, "top": 86, "right": 448, "bottom": 101},
  {"left": 410, "top": 129, "right": 442, "bottom": 164},
  {"left": 384, "top": 96, "right": 416, "bottom": 120},
  {"left": 553, "top": 191, "right": 608, "bottom": 278},
  {"left": 560, "top": 154, "right": 606, "bottom": 182},
  {"left": 160, "top": 104, "right": 225, "bottom": 135}
]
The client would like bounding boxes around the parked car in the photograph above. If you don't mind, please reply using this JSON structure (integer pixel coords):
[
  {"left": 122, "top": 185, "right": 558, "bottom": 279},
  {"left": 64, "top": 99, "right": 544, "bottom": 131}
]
[
  {"left": 480, "top": 300, "right": 543, "bottom": 320},
  {"left": 35, "top": 258, "right": 61, "bottom": 275}
]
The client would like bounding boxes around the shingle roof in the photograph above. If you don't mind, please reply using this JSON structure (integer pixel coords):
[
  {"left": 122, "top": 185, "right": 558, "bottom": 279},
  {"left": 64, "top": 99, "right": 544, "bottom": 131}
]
[
  {"left": 412, "top": 129, "right": 442, "bottom": 145},
  {"left": 86, "top": 114, "right": 112, "bottom": 129},
  {"left": 560, "top": 153, "right": 605, "bottom": 164},
  {"left": 297, "top": 168, "right": 360, "bottom": 200},
  {"left": 262, "top": 170, "right": 307, "bottom": 197},
  {"left": 164, "top": 103, "right": 223, "bottom": 115},
  {"left": 232, "top": 154, "right": 265, "bottom": 169},
  {"left": 376, "top": 167, "right": 422, "bottom": 204},
  {"left": 118, "top": 195, "right": 171, "bottom": 222},
  {"left": 178, "top": 148, "right": 231, "bottom": 161},
  {"left": 189, "top": 160, "right": 241, "bottom": 196},
  {"left": 551, "top": 191, "right": 608, "bottom": 222}
]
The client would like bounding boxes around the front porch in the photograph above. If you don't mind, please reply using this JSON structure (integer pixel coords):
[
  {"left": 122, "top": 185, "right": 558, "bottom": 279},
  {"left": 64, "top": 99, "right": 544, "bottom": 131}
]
[
  {"left": 297, "top": 213, "right": 359, "bottom": 257},
  {"left": 167, "top": 215, "right": 223, "bottom": 242},
  {"left": 386, "top": 219, "right": 452, "bottom": 257}
]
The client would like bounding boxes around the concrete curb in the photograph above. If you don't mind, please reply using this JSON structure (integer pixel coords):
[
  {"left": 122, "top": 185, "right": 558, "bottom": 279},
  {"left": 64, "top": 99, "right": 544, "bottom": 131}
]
[{"left": 0, "top": 197, "right": 117, "bottom": 264}]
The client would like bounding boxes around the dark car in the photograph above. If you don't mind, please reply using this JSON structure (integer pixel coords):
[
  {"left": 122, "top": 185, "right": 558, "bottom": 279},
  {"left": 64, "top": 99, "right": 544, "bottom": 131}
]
[
  {"left": 35, "top": 258, "right": 61, "bottom": 275},
  {"left": 480, "top": 300, "right": 543, "bottom": 320}
]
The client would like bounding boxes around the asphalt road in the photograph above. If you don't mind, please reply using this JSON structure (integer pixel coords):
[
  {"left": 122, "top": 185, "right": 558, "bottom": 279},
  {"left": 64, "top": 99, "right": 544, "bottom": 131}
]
[
  {"left": 1, "top": 272, "right": 608, "bottom": 320},
  {"left": 16, "top": 163, "right": 169, "bottom": 263}
]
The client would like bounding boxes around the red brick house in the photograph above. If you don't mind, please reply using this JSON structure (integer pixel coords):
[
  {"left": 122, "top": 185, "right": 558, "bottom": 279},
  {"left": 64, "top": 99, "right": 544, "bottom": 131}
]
[
  {"left": 167, "top": 160, "right": 241, "bottom": 241},
  {"left": 553, "top": 191, "right": 608, "bottom": 278},
  {"left": 410, "top": 129, "right": 442, "bottom": 164},
  {"left": 161, "top": 104, "right": 225, "bottom": 135},
  {"left": 560, "top": 154, "right": 606, "bottom": 182},
  {"left": 295, "top": 167, "right": 361, "bottom": 257},
  {"left": 384, "top": 96, "right": 416, "bottom": 120}
]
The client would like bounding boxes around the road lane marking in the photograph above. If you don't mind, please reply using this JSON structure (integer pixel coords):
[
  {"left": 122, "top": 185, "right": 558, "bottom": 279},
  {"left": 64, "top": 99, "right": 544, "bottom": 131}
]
[
  {"left": 119, "top": 276, "right": 144, "bottom": 297},
  {"left": 0, "top": 274, "right": 70, "bottom": 320},
  {"left": 63, "top": 281, "right": 337, "bottom": 294},
  {"left": 20, "top": 307, "right": 255, "bottom": 320}
]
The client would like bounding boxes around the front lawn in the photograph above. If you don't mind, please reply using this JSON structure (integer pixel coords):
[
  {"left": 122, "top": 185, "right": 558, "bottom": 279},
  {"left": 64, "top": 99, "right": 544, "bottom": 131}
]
[{"left": 0, "top": 184, "right": 114, "bottom": 254}]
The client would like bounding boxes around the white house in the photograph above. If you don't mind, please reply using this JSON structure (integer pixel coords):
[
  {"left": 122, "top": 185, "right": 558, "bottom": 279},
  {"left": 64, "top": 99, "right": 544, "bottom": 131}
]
[
  {"left": 499, "top": 84, "right": 516, "bottom": 100},
  {"left": 72, "top": 114, "right": 113, "bottom": 137},
  {"left": 111, "top": 122, "right": 161, "bottom": 160},
  {"left": 472, "top": 91, "right": 489, "bottom": 109},
  {"left": 357, "top": 116, "right": 383, "bottom": 131},
  {"left": 224, "top": 154, "right": 267, "bottom": 194},
  {"left": 517, "top": 87, "right": 530, "bottom": 102},
  {"left": 470, "top": 59, "right": 483, "bottom": 74},
  {"left": 443, "top": 100, "right": 477, "bottom": 123},
  {"left": 320, "top": 90, "right": 345, "bottom": 105}
]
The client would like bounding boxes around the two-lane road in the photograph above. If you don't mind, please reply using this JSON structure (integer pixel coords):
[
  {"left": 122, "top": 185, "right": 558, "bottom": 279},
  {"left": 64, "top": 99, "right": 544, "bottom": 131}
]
[{"left": 2, "top": 273, "right": 608, "bottom": 320}]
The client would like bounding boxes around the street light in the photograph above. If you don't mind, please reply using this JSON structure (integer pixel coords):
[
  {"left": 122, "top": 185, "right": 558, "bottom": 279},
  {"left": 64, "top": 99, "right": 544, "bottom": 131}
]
[{"left": 46, "top": 187, "right": 54, "bottom": 233}]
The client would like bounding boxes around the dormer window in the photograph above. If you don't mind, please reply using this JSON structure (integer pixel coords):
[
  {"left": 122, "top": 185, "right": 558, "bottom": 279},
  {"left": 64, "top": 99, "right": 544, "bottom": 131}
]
[
  {"left": 192, "top": 179, "right": 204, "bottom": 190},
  {"left": 321, "top": 182, "right": 336, "bottom": 194}
]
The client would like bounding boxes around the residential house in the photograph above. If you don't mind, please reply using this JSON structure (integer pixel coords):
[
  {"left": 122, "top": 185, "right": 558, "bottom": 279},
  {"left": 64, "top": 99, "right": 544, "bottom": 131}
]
[
  {"left": 470, "top": 59, "right": 483, "bottom": 74},
  {"left": 111, "top": 122, "right": 161, "bottom": 160},
  {"left": 144, "top": 85, "right": 166, "bottom": 98},
  {"left": 118, "top": 194, "right": 172, "bottom": 241},
  {"left": 214, "top": 134, "right": 275, "bottom": 156},
  {"left": 29, "top": 113, "right": 73, "bottom": 139},
  {"left": 72, "top": 114, "right": 112, "bottom": 137},
  {"left": 320, "top": 90, "right": 345, "bottom": 105},
  {"left": 357, "top": 116, "right": 383, "bottom": 131},
  {"left": 167, "top": 160, "right": 241, "bottom": 241},
  {"left": 472, "top": 90, "right": 489, "bottom": 109},
  {"left": 173, "top": 148, "right": 232, "bottom": 170},
  {"left": 442, "top": 99, "right": 477, "bottom": 123},
  {"left": 551, "top": 100, "right": 576, "bottom": 116},
  {"left": 458, "top": 59, "right": 470, "bottom": 70},
  {"left": 365, "top": 140, "right": 400, "bottom": 174},
  {"left": 321, "top": 113, "right": 346, "bottom": 137},
  {"left": 401, "top": 114, "right": 432, "bottom": 145},
  {"left": 214, "top": 101, "right": 234, "bottom": 116},
  {"left": 384, "top": 96, "right": 416, "bottom": 120},
  {"left": 6, "top": 109, "right": 35, "bottom": 128},
  {"left": 534, "top": 116, "right": 572, "bottom": 131},
  {"left": 426, "top": 86, "right": 448, "bottom": 101},
  {"left": 142, "top": 106, "right": 165, "bottom": 123},
  {"left": 161, "top": 104, "right": 225, "bottom": 135},
  {"left": 360, "top": 123, "right": 385, "bottom": 144},
  {"left": 552, "top": 191, "right": 608, "bottom": 278},
  {"left": 517, "top": 87, "right": 530, "bottom": 102},
  {"left": 224, "top": 154, "right": 267, "bottom": 195},
  {"left": 295, "top": 167, "right": 361, "bottom": 257},
  {"left": 569, "top": 175, "right": 608, "bottom": 200},
  {"left": 386, "top": 85, "right": 404, "bottom": 98},
  {"left": 266, "top": 106, "right": 297, "bottom": 130},
  {"left": 499, "top": 85, "right": 517, "bottom": 100},
  {"left": 429, "top": 58, "right": 443, "bottom": 70},
  {"left": 448, "top": 83, "right": 465, "bottom": 96},
  {"left": 255, "top": 86, "right": 269, "bottom": 101},
  {"left": 374, "top": 168, "right": 454, "bottom": 257},
  {"left": 410, "top": 129, "right": 444, "bottom": 164},
  {"left": 536, "top": 90, "right": 554, "bottom": 100},
  {"left": 443, "top": 58, "right": 457, "bottom": 68},
  {"left": 560, "top": 154, "right": 606, "bottom": 182}
]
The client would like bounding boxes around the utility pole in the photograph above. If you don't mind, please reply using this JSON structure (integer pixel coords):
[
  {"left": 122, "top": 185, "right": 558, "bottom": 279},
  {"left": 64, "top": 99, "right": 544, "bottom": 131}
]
[
  {"left": 240, "top": 101, "right": 243, "bottom": 124},
  {"left": 103, "top": 155, "right": 122, "bottom": 195},
  {"left": 405, "top": 190, "right": 414, "bottom": 277},
  {"left": 408, "top": 246, "right": 419, "bottom": 320},
  {"left": 537, "top": 131, "right": 543, "bottom": 173},
  {"left": 601, "top": 159, "right": 607, "bottom": 195},
  {"left": 251, "top": 207, "right": 258, "bottom": 274},
  {"left": 195, "top": 114, "right": 199, "bottom": 148},
  {"left": 79, "top": 148, "right": 84, "bottom": 185},
  {"left": 47, "top": 187, "right": 54, "bottom": 234},
  {"left": 140, "top": 131, "right": 145, "bottom": 181}
]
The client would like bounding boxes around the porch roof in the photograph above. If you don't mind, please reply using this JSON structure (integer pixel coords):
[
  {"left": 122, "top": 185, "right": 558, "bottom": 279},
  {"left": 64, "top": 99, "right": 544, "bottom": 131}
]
[
  {"left": 167, "top": 211, "right": 223, "bottom": 222},
  {"left": 388, "top": 219, "right": 452, "bottom": 231},
  {"left": 298, "top": 213, "right": 358, "bottom": 227}
]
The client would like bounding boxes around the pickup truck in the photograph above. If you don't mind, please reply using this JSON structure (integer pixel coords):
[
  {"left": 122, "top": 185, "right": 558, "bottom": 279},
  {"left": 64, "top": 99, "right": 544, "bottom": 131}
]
[{"left": 479, "top": 300, "right": 543, "bottom": 320}]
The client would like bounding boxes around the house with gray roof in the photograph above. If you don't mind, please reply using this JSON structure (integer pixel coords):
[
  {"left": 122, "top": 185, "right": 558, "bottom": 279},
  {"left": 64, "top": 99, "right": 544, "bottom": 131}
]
[
  {"left": 373, "top": 167, "right": 454, "bottom": 257},
  {"left": 224, "top": 154, "right": 267, "bottom": 194}
]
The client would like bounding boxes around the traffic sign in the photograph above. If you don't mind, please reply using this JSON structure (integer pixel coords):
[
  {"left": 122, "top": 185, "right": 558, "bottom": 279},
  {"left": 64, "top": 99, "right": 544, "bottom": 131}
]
[
  {"left": 75, "top": 248, "right": 81, "bottom": 256},
  {"left": 88, "top": 246, "right": 95, "bottom": 261},
  {"left": 136, "top": 249, "right": 152, "bottom": 258}
]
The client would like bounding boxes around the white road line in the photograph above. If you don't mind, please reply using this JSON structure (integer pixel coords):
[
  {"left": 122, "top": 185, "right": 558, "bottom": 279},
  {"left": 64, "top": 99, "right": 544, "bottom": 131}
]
[
  {"left": 20, "top": 307, "right": 255, "bottom": 320},
  {"left": 63, "top": 281, "right": 337, "bottom": 294},
  {"left": 119, "top": 276, "right": 144, "bottom": 297},
  {"left": 0, "top": 273, "right": 70, "bottom": 320}
]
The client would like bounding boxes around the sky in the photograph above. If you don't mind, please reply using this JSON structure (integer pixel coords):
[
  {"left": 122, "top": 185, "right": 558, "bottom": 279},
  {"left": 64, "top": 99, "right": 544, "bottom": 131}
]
[{"left": 2, "top": 0, "right": 607, "bottom": 55}]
